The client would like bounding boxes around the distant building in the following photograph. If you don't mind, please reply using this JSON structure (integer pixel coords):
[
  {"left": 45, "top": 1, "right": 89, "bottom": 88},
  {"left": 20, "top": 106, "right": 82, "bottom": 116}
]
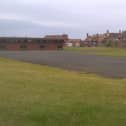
[
  {"left": 65, "top": 39, "right": 81, "bottom": 47},
  {"left": 0, "top": 35, "right": 66, "bottom": 50},
  {"left": 83, "top": 30, "right": 126, "bottom": 48},
  {"left": 83, "top": 33, "right": 106, "bottom": 47}
]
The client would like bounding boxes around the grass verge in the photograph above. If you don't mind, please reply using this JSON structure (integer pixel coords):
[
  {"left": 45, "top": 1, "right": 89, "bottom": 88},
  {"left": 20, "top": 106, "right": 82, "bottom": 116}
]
[
  {"left": 65, "top": 47, "right": 126, "bottom": 57},
  {"left": 0, "top": 58, "right": 126, "bottom": 126}
]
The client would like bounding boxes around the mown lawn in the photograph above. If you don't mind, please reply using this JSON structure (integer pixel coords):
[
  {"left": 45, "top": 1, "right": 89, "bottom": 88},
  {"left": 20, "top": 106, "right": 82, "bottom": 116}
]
[
  {"left": 0, "top": 58, "right": 126, "bottom": 126},
  {"left": 65, "top": 47, "right": 126, "bottom": 57}
]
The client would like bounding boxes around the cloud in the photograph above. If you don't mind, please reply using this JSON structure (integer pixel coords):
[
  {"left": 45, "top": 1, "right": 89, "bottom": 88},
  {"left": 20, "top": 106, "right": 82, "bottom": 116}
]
[
  {"left": 0, "top": 19, "right": 83, "bottom": 38},
  {"left": 0, "top": 0, "right": 126, "bottom": 38}
]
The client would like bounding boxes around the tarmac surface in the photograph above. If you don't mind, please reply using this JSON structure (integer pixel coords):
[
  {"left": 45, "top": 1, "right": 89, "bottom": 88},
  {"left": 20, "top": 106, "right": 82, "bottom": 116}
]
[{"left": 0, "top": 51, "right": 126, "bottom": 78}]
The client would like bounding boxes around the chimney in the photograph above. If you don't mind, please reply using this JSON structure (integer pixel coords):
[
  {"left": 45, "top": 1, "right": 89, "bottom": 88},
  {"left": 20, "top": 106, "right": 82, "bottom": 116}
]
[{"left": 87, "top": 33, "right": 89, "bottom": 37}]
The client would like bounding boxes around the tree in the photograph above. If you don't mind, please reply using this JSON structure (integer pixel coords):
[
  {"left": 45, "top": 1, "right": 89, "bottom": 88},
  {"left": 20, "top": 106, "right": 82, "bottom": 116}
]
[{"left": 105, "top": 40, "right": 112, "bottom": 47}]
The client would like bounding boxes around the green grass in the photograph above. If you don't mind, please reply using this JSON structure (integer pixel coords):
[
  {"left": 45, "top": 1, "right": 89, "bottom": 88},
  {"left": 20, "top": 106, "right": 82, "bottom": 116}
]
[
  {"left": 0, "top": 58, "right": 126, "bottom": 126},
  {"left": 65, "top": 47, "right": 126, "bottom": 57}
]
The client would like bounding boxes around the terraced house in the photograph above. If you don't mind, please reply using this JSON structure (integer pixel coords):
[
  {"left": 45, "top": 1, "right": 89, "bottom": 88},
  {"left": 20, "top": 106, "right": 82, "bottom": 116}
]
[{"left": 84, "top": 30, "right": 126, "bottom": 48}]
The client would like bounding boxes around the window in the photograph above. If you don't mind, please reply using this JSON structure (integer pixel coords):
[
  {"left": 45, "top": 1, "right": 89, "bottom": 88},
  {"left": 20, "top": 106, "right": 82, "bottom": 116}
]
[
  {"left": 24, "top": 39, "right": 27, "bottom": 42},
  {"left": 57, "top": 45, "right": 63, "bottom": 50},
  {"left": 40, "top": 45, "right": 45, "bottom": 49},
  {"left": 20, "top": 45, "right": 27, "bottom": 49}
]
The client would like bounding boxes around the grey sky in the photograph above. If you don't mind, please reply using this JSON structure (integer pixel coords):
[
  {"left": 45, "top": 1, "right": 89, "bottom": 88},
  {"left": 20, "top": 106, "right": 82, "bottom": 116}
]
[{"left": 0, "top": 0, "right": 126, "bottom": 38}]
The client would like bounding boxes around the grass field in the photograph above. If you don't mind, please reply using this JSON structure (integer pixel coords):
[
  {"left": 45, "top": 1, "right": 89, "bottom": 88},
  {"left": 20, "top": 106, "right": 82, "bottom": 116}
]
[
  {"left": 65, "top": 47, "right": 126, "bottom": 57},
  {"left": 0, "top": 58, "right": 126, "bottom": 126}
]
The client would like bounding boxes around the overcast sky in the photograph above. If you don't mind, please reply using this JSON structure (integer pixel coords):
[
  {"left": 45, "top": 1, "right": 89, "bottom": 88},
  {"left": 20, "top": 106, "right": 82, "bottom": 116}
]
[{"left": 0, "top": 0, "right": 126, "bottom": 38}]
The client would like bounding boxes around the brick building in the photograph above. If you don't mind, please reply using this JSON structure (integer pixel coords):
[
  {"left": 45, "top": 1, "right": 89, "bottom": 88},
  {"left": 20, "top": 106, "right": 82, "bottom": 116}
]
[
  {"left": 83, "top": 30, "right": 126, "bottom": 48},
  {"left": 0, "top": 35, "right": 65, "bottom": 50},
  {"left": 83, "top": 33, "right": 106, "bottom": 47}
]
